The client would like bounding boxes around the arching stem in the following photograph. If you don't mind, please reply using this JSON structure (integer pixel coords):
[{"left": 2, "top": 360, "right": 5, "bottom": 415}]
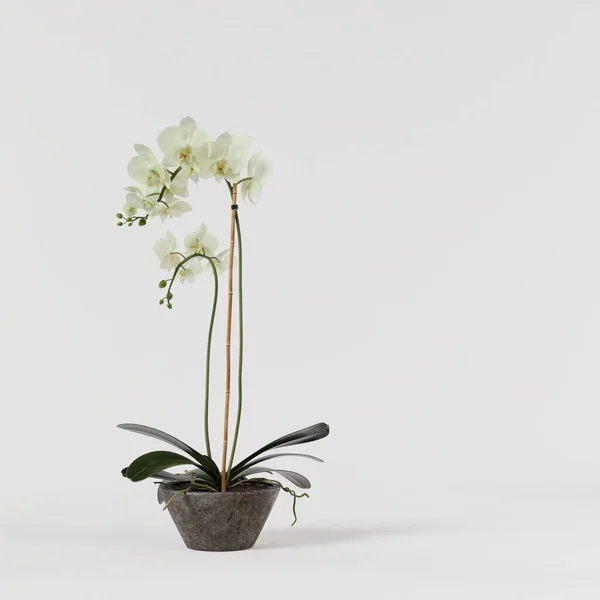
[
  {"left": 204, "top": 258, "right": 218, "bottom": 459},
  {"left": 163, "top": 252, "right": 219, "bottom": 459}
]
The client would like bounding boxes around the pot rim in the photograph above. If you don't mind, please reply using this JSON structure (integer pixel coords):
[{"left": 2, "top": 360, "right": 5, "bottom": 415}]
[{"left": 158, "top": 481, "right": 280, "bottom": 496}]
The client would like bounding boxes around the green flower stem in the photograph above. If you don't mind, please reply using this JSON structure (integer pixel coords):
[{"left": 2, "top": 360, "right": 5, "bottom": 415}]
[
  {"left": 165, "top": 252, "right": 220, "bottom": 459},
  {"left": 157, "top": 166, "right": 182, "bottom": 206},
  {"left": 204, "top": 258, "right": 218, "bottom": 459},
  {"left": 227, "top": 211, "right": 244, "bottom": 475},
  {"left": 165, "top": 252, "right": 218, "bottom": 298}
]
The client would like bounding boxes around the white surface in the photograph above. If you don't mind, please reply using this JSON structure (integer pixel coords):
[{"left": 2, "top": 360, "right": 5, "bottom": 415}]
[
  {"left": 3, "top": 488, "right": 600, "bottom": 598},
  {"left": 1, "top": 1, "right": 600, "bottom": 597}
]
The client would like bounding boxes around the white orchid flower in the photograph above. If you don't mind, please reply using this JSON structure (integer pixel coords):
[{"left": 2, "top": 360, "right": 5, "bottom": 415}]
[
  {"left": 184, "top": 224, "right": 219, "bottom": 256},
  {"left": 209, "top": 133, "right": 252, "bottom": 183},
  {"left": 212, "top": 249, "right": 231, "bottom": 275},
  {"left": 155, "top": 197, "right": 192, "bottom": 222},
  {"left": 127, "top": 144, "right": 168, "bottom": 193},
  {"left": 177, "top": 257, "right": 204, "bottom": 283},
  {"left": 123, "top": 186, "right": 159, "bottom": 216},
  {"left": 158, "top": 117, "right": 212, "bottom": 183},
  {"left": 163, "top": 168, "right": 190, "bottom": 198},
  {"left": 240, "top": 152, "right": 274, "bottom": 203},
  {"left": 122, "top": 202, "right": 137, "bottom": 218},
  {"left": 153, "top": 232, "right": 180, "bottom": 271}
]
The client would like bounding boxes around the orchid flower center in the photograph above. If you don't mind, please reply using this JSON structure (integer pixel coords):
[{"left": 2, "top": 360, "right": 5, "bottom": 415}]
[
  {"left": 148, "top": 170, "right": 162, "bottom": 187},
  {"left": 178, "top": 147, "right": 191, "bottom": 163}
]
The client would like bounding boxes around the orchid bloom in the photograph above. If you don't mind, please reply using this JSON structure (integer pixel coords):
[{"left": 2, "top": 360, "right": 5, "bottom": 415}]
[
  {"left": 184, "top": 224, "right": 219, "bottom": 257},
  {"left": 163, "top": 169, "right": 190, "bottom": 198},
  {"left": 122, "top": 202, "right": 137, "bottom": 218},
  {"left": 119, "top": 121, "right": 272, "bottom": 284},
  {"left": 127, "top": 145, "right": 168, "bottom": 193},
  {"left": 124, "top": 186, "right": 159, "bottom": 216},
  {"left": 209, "top": 133, "right": 252, "bottom": 183},
  {"left": 212, "top": 250, "right": 231, "bottom": 275},
  {"left": 177, "top": 257, "right": 204, "bottom": 283},
  {"left": 157, "top": 117, "right": 212, "bottom": 183},
  {"left": 240, "top": 152, "right": 274, "bottom": 203},
  {"left": 153, "top": 231, "right": 179, "bottom": 271},
  {"left": 155, "top": 197, "right": 192, "bottom": 222}
]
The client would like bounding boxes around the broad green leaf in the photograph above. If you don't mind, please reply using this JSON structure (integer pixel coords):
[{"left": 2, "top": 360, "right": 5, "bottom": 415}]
[
  {"left": 124, "top": 451, "right": 200, "bottom": 482},
  {"left": 116, "top": 423, "right": 220, "bottom": 480},
  {"left": 231, "top": 452, "right": 323, "bottom": 477},
  {"left": 234, "top": 467, "right": 312, "bottom": 489},
  {"left": 231, "top": 422, "right": 329, "bottom": 474}
]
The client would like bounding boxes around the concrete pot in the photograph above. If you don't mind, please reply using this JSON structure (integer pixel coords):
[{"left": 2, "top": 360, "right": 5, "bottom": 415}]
[{"left": 159, "top": 482, "right": 280, "bottom": 552}]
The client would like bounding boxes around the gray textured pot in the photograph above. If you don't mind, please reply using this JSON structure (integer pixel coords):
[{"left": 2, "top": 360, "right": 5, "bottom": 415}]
[{"left": 159, "top": 482, "right": 280, "bottom": 552}]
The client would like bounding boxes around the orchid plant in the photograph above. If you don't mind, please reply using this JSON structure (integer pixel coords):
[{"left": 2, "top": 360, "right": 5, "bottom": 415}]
[{"left": 116, "top": 118, "right": 329, "bottom": 524}]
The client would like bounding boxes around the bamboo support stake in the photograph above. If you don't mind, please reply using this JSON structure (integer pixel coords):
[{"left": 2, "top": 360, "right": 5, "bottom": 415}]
[{"left": 221, "top": 184, "right": 237, "bottom": 492}]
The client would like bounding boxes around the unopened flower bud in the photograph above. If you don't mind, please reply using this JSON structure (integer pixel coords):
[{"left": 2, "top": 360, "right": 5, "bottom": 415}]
[
  {"left": 159, "top": 299, "right": 164, "bottom": 305},
  {"left": 167, "top": 302, "right": 173, "bottom": 309},
  {"left": 116, "top": 213, "right": 123, "bottom": 219},
  {"left": 166, "top": 292, "right": 173, "bottom": 300},
  {"left": 138, "top": 219, "right": 147, "bottom": 226},
  {"left": 158, "top": 280, "right": 167, "bottom": 289},
  {"left": 117, "top": 222, "right": 123, "bottom": 227}
]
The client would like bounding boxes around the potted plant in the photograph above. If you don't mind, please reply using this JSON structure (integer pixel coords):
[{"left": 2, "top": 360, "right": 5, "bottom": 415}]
[{"left": 115, "top": 118, "right": 330, "bottom": 552}]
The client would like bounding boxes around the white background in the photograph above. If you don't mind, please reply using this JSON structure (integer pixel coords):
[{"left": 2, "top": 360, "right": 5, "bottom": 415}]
[{"left": 1, "top": 0, "right": 600, "bottom": 597}]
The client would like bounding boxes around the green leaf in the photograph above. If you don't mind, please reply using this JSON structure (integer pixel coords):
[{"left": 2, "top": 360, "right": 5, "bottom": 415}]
[
  {"left": 231, "top": 422, "right": 329, "bottom": 475},
  {"left": 124, "top": 451, "right": 200, "bottom": 482},
  {"left": 236, "top": 452, "right": 323, "bottom": 472},
  {"left": 116, "top": 423, "right": 220, "bottom": 481},
  {"left": 150, "top": 468, "right": 214, "bottom": 484},
  {"left": 235, "top": 467, "right": 312, "bottom": 489}
]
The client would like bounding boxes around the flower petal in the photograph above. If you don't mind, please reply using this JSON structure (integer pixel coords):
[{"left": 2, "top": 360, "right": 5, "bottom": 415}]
[
  {"left": 212, "top": 132, "right": 233, "bottom": 158},
  {"left": 187, "top": 257, "right": 204, "bottom": 274},
  {"left": 134, "top": 144, "right": 158, "bottom": 166},
  {"left": 126, "top": 192, "right": 143, "bottom": 208},
  {"left": 191, "top": 130, "right": 211, "bottom": 150},
  {"left": 157, "top": 127, "right": 185, "bottom": 157},
  {"left": 247, "top": 180, "right": 262, "bottom": 204},
  {"left": 159, "top": 255, "right": 175, "bottom": 270},
  {"left": 202, "top": 233, "right": 219, "bottom": 254},
  {"left": 168, "top": 201, "right": 192, "bottom": 218},
  {"left": 247, "top": 152, "right": 261, "bottom": 176},
  {"left": 123, "top": 202, "right": 137, "bottom": 217},
  {"left": 225, "top": 171, "right": 241, "bottom": 184},
  {"left": 166, "top": 231, "right": 177, "bottom": 250},
  {"left": 127, "top": 156, "right": 149, "bottom": 184},
  {"left": 179, "top": 117, "right": 198, "bottom": 135},
  {"left": 254, "top": 159, "right": 274, "bottom": 183},
  {"left": 232, "top": 134, "right": 252, "bottom": 155},
  {"left": 154, "top": 238, "right": 170, "bottom": 260}
]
